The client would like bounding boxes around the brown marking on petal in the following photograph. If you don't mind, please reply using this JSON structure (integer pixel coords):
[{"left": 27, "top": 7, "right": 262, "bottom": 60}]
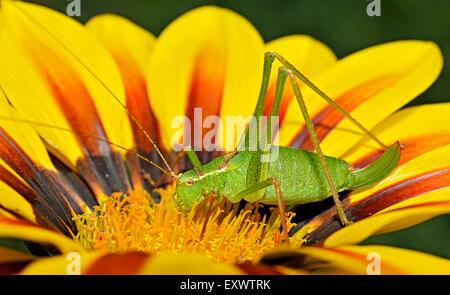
[
  {"left": 114, "top": 52, "right": 166, "bottom": 190},
  {"left": 49, "top": 154, "right": 97, "bottom": 209},
  {"left": 0, "top": 127, "right": 78, "bottom": 234},
  {"left": 22, "top": 36, "right": 130, "bottom": 195},
  {"left": 237, "top": 262, "right": 284, "bottom": 274},
  {"left": 185, "top": 44, "right": 226, "bottom": 152},
  {"left": 0, "top": 261, "right": 30, "bottom": 274},
  {"left": 83, "top": 252, "right": 149, "bottom": 274},
  {"left": 289, "top": 74, "right": 400, "bottom": 150},
  {"left": 353, "top": 135, "right": 450, "bottom": 168},
  {"left": 304, "top": 167, "right": 450, "bottom": 245}
]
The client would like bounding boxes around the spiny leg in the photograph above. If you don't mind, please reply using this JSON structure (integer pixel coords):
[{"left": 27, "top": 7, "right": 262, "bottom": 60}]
[
  {"left": 272, "top": 177, "right": 290, "bottom": 245},
  {"left": 288, "top": 73, "right": 351, "bottom": 226},
  {"left": 271, "top": 52, "right": 387, "bottom": 150}
]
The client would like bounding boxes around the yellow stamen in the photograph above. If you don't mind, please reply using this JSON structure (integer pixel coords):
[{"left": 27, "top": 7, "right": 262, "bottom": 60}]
[{"left": 75, "top": 185, "right": 302, "bottom": 263}]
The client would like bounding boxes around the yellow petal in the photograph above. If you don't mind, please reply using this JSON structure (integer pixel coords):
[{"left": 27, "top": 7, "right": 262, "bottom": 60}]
[
  {"left": 0, "top": 1, "right": 133, "bottom": 165},
  {"left": 278, "top": 41, "right": 443, "bottom": 157},
  {"left": 20, "top": 251, "right": 98, "bottom": 275},
  {"left": 139, "top": 252, "right": 243, "bottom": 275},
  {"left": 301, "top": 144, "right": 450, "bottom": 244},
  {"left": 0, "top": 216, "right": 82, "bottom": 253},
  {"left": 264, "top": 35, "right": 336, "bottom": 120},
  {"left": 344, "top": 102, "right": 450, "bottom": 165},
  {"left": 296, "top": 245, "right": 450, "bottom": 274},
  {"left": 86, "top": 14, "right": 160, "bottom": 153},
  {"left": 324, "top": 188, "right": 450, "bottom": 248},
  {"left": 0, "top": 89, "right": 54, "bottom": 170},
  {"left": 20, "top": 251, "right": 243, "bottom": 274},
  {"left": 147, "top": 6, "right": 264, "bottom": 151},
  {"left": 0, "top": 180, "right": 36, "bottom": 222}
]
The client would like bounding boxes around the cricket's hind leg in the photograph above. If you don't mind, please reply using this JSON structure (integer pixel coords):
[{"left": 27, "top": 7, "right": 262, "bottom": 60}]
[{"left": 286, "top": 70, "right": 351, "bottom": 226}]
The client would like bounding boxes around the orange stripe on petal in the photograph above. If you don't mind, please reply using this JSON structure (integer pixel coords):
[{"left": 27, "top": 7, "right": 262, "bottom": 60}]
[
  {"left": 86, "top": 15, "right": 160, "bottom": 153},
  {"left": 0, "top": 2, "right": 133, "bottom": 196},
  {"left": 186, "top": 44, "right": 226, "bottom": 150},
  {"left": 148, "top": 6, "right": 264, "bottom": 151},
  {"left": 23, "top": 40, "right": 130, "bottom": 195},
  {"left": 354, "top": 134, "right": 450, "bottom": 168}
]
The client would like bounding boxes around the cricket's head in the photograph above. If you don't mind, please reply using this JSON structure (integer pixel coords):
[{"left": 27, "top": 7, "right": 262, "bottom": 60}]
[
  {"left": 173, "top": 156, "right": 227, "bottom": 211},
  {"left": 173, "top": 169, "right": 206, "bottom": 212}
]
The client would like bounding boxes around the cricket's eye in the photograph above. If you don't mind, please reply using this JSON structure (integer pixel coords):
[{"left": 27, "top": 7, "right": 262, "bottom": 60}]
[{"left": 184, "top": 179, "right": 194, "bottom": 186}]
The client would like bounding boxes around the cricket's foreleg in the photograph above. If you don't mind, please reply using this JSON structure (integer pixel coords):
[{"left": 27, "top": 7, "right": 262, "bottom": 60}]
[
  {"left": 222, "top": 52, "right": 276, "bottom": 167},
  {"left": 235, "top": 177, "right": 290, "bottom": 245},
  {"left": 288, "top": 74, "right": 351, "bottom": 226},
  {"left": 185, "top": 146, "right": 204, "bottom": 176}
]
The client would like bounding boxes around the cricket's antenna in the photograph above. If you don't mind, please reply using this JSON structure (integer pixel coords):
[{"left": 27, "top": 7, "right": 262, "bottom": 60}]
[
  {"left": 13, "top": 3, "right": 177, "bottom": 180},
  {"left": 0, "top": 115, "right": 172, "bottom": 176}
]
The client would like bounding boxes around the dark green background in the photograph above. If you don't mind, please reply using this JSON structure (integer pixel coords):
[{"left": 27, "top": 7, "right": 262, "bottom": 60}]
[{"left": 24, "top": 0, "right": 450, "bottom": 258}]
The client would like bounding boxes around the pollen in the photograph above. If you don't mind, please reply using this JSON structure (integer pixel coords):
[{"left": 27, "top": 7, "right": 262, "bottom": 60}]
[{"left": 74, "top": 185, "right": 301, "bottom": 263}]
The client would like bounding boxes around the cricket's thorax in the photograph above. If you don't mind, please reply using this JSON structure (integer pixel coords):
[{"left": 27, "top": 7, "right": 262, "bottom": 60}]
[{"left": 174, "top": 146, "right": 350, "bottom": 210}]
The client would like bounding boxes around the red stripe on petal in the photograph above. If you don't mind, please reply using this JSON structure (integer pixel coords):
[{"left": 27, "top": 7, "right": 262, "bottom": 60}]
[
  {"left": 84, "top": 252, "right": 149, "bottom": 274},
  {"left": 186, "top": 45, "right": 226, "bottom": 151},
  {"left": 116, "top": 54, "right": 160, "bottom": 153},
  {"left": 0, "top": 128, "right": 79, "bottom": 233},
  {"left": 350, "top": 168, "right": 450, "bottom": 219},
  {"left": 237, "top": 262, "right": 284, "bottom": 274},
  {"left": 305, "top": 167, "right": 450, "bottom": 244},
  {"left": 353, "top": 135, "right": 450, "bottom": 168},
  {"left": 290, "top": 74, "right": 399, "bottom": 150},
  {"left": 23, "top": 38, "right": 130, "bottom": 195},
  {"left": 0, "top": 261, "right": 30, "bottom": 274}
]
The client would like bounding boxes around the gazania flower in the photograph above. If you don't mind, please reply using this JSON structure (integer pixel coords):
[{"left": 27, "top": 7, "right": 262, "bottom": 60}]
[{"left": 0, "top": 1, "right": 449, "bottom": 275}]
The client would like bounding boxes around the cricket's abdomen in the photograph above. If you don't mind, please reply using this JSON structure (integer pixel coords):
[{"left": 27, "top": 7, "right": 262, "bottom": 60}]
[{"left": 229, "top": 147, "right": 350, "bottom": 205}]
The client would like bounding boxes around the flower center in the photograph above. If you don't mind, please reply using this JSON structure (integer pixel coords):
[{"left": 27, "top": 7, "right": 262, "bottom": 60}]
[{"left": 75, "top": 185, "right": 301, "bottom": 263}]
